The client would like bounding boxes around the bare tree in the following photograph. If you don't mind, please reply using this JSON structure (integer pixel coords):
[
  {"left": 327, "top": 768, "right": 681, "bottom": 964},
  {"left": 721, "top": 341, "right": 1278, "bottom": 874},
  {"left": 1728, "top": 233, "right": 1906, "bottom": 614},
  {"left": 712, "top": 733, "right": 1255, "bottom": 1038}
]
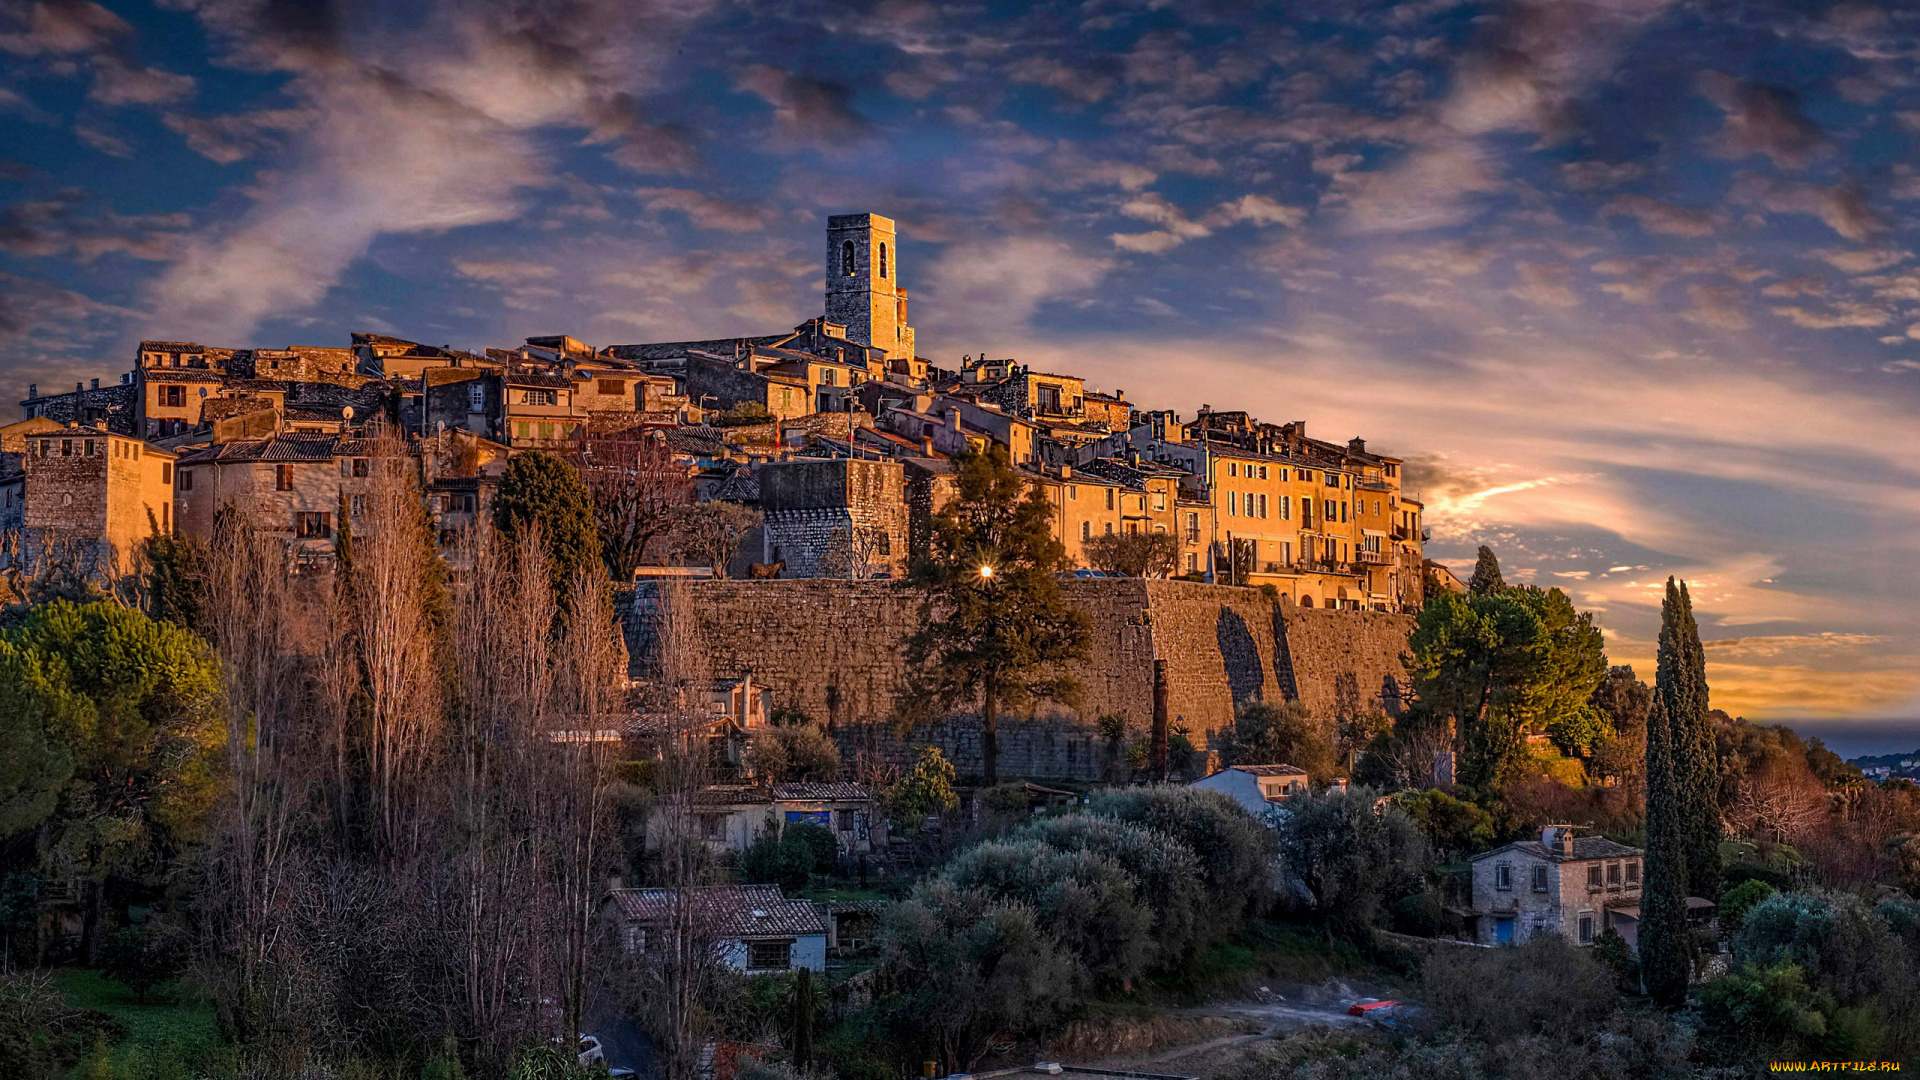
[
  {"left": 570, "top": 425, "right": 693, "bottom": 580},
  {"left": 353, "top": 442, "right": 446, "bottom": 851},
  {"left": 1083, "top": 530, "right": 1180, "bottom": 577},
  {"left": 666, "top": 500, "right": 762, "bottom": 579},
  {"left": 820, "top": 524, "right": 889, "bottom": 579}
]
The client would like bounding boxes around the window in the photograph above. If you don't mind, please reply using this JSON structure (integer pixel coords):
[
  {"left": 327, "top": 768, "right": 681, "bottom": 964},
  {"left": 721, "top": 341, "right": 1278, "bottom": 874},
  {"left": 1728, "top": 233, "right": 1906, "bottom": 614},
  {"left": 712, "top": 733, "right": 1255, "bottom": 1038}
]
[
  {"left": 1105, "top": 488, "right": 1114, "bottom": 511},
  {"left": 1185, "top": 513, "right": 1199, "bottom": 542},
  {"left": 469, "top": 383, "right": 486, "bottom": 412},
  {"left": 1068, "top": 485, "right": 1077, "bottom": 501},
  {"left": 294, "top": 511, "right": 332, "bottom": 539},
  {"left": 1298, "top": 469, "right": 1313, "bottom": 483},
  {"left": 1104, "top": 522, "right": 1113, "bottom": 535},
  {"left": 1495, "top": 863, "right": 1512, "bottom": 890},
  {"left": 84, "top": 439, "right": 96, "bottom": 456},
  {"left": 1256, "top": 493, "right": 1267, "bottom": 518},
  {"left": 878, "top": 242, "right": 888, "bottom": 279},
  {"left": 1532, "top": 865, "right": 1549, "bottom": 892},
  {"left": 179, "top": 470, "right": 193, "bottom": 492},
  {"left": 524, "top": 389, "right": 557, "bottom": 406},
  {"left": 834, "top": 808, "right": 856, "bottom": 832},
  {"left": 1187, "top": 553, "right": 1198, "bottom": 572},
  {"left": 340, "top": 459, "right": 352, "bottom": 478},
  {"left": 699, "top": 814, "right": 726, "bottom": 840},
  {"left": 1587, "top": 864, "right": 1604, "bottom": 889},
  {"left": 746, "top": 939, "right": 792, "bottom": 971},
  {"left": 1228, "top": 492, "right": 1238, "bottom": 516},
  {"left": 352, "top": 458, "right": 369, "bottom": 478},
  {"left": 275, "top": 463, "right": 293, "bottom": 491},
  {"left": 1324, "top": 499, "right": 1335, "bottom": 519},
  {"left": 1625, "top": 861, "right": 1640, "bottom": 885},
  {"left": 1578, "top": 916, "right": 1594, "bottom": 945},
  {"left": 1258, "top": 465, "right": 1268, "bottom": 480},
  {"left": 842, "top": 240, "right": 856, "bottom": 276},
  {"left": 1154, "top": 491, "right": 1166, "bottom": 511},
  {"left": 161, "top": 463, "right": 173, "bottom": 485},
  {"left": 1081, "top": 521, "right": 1090, "bottom": 541},
  {"left": 1326, "top": 472, "right": 1341, "bottom": 487},
  {"left": 598, "top": 379, "right": 624, "bottom": 396},
  {"left": 1340, "top": 501, "right": 1348, "bottom": 523},
  {"left": 1607, "top": 862, "right": 1622, "bottom": 886},
  {"left": 1280, "top": 495, "right": 1291, "bottom": 520},
  {"left": 538, "top": 422, "right": 555, "bottom": 440},
  {"left": 160, "top": 385, "right": 185, "bottom": 407},
  {"left": 1228, "top": 461, "right": 1238, "bottom": 477}
]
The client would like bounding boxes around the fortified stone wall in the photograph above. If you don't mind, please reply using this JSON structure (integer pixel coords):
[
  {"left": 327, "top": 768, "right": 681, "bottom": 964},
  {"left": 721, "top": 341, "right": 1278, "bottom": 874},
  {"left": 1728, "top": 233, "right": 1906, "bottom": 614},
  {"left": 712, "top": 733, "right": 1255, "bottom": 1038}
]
[{"left": 619, "top": 577, "right": 1412, "bottom": 782}]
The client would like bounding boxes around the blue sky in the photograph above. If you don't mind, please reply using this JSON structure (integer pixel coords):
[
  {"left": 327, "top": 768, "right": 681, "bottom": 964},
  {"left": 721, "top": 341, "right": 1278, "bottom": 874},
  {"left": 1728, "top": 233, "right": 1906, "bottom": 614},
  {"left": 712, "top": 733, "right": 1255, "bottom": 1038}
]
[{"left": 4, "top": 0, "right": 1919, "bottom": 753}]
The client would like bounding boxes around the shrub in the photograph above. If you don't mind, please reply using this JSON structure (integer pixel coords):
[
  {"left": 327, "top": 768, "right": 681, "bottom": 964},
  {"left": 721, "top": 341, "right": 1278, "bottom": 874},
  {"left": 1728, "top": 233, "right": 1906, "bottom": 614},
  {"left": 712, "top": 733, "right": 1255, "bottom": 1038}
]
[
  {"left": 0, "top": 973, "right": 122, "bottom": 1080},
  {"left": 1735, "top": 890, "right": 1904, "bottom": 1005},
  {"left": 1717, "top": 878, "right": 1777, "bottom": 935},
  {"left": 1701, "top": 961, "right": 1834, "bottom": 1064},
  {"left": 783, "top": 821, "right": 838, "bottom": 874},
  {"left": 1086, "top": 787, "right": 1276, "bottom": 931},
  {"left": 1276, "top": 788, "right": 1427, "bottom": 938},
  {"left": 1009, "top": 814, "right": 1207, "bottom": 968},
  {"left": 882, "top": 747, "right": 959, "bottom": 829},
  {"left": 875, "top": 882, "right": 1080, "bottom": 1071},
  {"left": 742, "top": 830, "right": 820, "bottom": 891},
  {"left": 938, "top": 839, "right": 1153, "bottom": 989},
  {"left": 745, "top": 724, "right": 840, "bottom": 784},
  {"left": 1391, "top": 789, "right": 1496, "bottom": 856},
  {"left": 1422, "top": 936, "right": 1617, "bottom": 1041}
]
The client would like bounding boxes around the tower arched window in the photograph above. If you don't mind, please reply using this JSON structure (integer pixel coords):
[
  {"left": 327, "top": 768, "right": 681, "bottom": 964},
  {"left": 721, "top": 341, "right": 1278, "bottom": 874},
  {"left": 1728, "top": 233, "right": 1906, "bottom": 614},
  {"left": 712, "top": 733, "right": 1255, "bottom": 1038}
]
[
  {"left": 841, "top": 240, "right": 856, "bottom": 277},
  {"left": 878, "top": 243, "right": 888, "bottom": 279}
]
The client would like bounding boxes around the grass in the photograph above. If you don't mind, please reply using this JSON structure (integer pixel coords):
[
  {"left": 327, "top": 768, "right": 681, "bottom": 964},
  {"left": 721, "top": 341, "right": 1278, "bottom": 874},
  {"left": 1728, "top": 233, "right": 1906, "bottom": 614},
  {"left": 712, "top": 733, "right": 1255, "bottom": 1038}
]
[
  {"left": 1136, "top": 921, "right": 1375, "bottom": 1006},
  {"left": 56, "top": 969, "right": 231, "bottom": 1080}
]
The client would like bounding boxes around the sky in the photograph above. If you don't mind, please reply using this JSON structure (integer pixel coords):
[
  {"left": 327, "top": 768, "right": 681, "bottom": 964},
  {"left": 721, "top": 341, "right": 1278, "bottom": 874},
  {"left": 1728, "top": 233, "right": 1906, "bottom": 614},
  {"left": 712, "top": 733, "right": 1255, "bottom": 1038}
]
[{"left": 3, "top": 0, "right": 1919, "bottom": 755}]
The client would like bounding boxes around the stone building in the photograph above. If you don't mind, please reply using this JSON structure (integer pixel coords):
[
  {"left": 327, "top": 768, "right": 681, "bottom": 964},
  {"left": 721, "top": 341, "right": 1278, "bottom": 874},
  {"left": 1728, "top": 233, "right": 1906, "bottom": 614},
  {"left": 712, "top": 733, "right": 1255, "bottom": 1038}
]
[
  {"left": 605, "top": 885, "right": 828, "bottom": 974},
  {"left": 755, "top": 458, "right": 907, "bottom": 578},
  {"left": 826, "top": 212, "right": 916, "bottom": 362},
  {"left": 18, "top": 379, "right": 137, "bottom": 434},
  {"left": 1469, "top": 826, "right": 1644, "bottom": 947},
  {"left": 174, "top": 433, "right": 378, "bottom": 568},
  {"left": 19, "top": 423, "right": 178, "bottom": 574}
]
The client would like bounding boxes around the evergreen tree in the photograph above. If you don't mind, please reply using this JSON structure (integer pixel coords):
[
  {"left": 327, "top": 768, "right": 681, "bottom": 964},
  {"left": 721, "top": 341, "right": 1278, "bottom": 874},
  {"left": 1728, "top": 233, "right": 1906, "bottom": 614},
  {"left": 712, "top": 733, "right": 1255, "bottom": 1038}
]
[
  {"left": 907, "top": 446, "right": 1089, "bottom": 785},
  {"left": 492, "top": 451, "right": 603, "bottom": 602},
  {"left": 1641, "top": 577, "right": 1719, "bottom": 1006},
  {"left": 1640, "top": 693, "right": 1690, "bottom": 1006},
  {"left": 1468, "top": 545, "right": 1505, "bottom": 595},
  {"left": 1659, "top": 578, "right": 1721, "bottom": 897}
]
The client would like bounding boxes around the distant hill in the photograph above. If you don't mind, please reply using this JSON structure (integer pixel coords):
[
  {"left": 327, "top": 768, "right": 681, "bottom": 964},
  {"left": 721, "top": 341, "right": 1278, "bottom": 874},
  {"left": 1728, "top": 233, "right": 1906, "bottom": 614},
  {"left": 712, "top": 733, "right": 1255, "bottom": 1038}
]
[{"left": 1848, "top": 749, "right": 1920, "bottom": 780}]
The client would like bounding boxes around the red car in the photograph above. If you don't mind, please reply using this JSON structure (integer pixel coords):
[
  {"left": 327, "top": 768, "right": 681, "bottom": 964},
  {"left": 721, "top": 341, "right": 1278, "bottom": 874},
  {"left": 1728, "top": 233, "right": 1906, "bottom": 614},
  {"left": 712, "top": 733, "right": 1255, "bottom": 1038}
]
[{"left": 1347, "top": 998, "right": 1401, "bottom": 1016}]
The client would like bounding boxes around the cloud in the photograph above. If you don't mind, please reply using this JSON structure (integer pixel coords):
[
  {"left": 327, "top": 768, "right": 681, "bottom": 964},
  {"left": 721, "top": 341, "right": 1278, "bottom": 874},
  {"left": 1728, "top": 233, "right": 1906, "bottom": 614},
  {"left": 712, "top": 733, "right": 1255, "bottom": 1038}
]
[
  {"left": 925, "top": 236, "right": 1111, "bottom": 328},
  {"left": 139, "top": 0, "right": 714, "bottom": 342},
  {"left": 736, "top": 65, "right": 868, "bottom": 146},
  {"left": 0, "top": 0, "right": 126, "bottom": 56},
  {"left": 1008, "top": 55, "right": 1115, "bottom": 104},
  {"left": 0, "top": 189, "right": 187, "bottom": 260},
  {"left": 1698, "top": 72, "right": 1830, "bottom": 168},
  {"left": 635, "top": 188, "right": 770, "bottom": 233},
  {"left": 162, "top": 107, "right": 310, "bottom": 164},
  {"left": 1331, "top": 0, "right": 1676, "bottom": 233},
  {"left": 1681, "top": 283, "right": 1751, "bottom": 330},
  {"left": 1770, "top": 302, "right": 1891, "bottom": 329},
  {"left": 453, "top": 258, "right": 556, "bottom": 284},
  {"left": 73, "top": 124, "right": 131, "bottom": 156},
  {"left": 1561, "top": 160, "right": 1647, "bottom": 190},
  {"left": 88, "top": 52, "right": 195, "bottom": 105},
  {"left": 1813, "top": 247, "right": 1908, "bottom": 274},
  {"left": 1509, "top": 261, "right": 1580, "bottom": 308},
  {"left": 1732, "top": 176, "right": 1884, "bottom": 241},
  {"left": 1601, "top": 194, "right": 1717, "bottom": 237}
]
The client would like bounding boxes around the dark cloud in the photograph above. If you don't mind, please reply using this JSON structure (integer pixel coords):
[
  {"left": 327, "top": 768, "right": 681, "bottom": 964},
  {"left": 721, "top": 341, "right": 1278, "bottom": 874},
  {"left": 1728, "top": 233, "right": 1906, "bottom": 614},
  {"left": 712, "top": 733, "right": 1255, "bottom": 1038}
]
[
  {"left": 736, "top": 65, "right": 868, "bottom": 145},
  {"left": 0, "top": 188, "right": 188, "bottom": 260},
  {"left": 1698, "top": 72, "right": 1830, "bottom": 169},
  {"left": 1601, "top": 194, "right": 1718, "bottom": 237},
  {"left": 0, "top": 0, "right": 128, "bottom": 56}
]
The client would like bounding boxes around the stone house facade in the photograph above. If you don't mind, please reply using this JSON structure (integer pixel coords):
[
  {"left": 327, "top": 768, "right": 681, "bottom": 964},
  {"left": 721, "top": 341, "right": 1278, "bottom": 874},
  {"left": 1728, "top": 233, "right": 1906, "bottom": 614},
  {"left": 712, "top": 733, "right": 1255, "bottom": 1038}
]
[
  {"left": 756, "top": 458, "right": 907, "bottom": 578},
  {"left": 19, "top": 424, "right": 178, "bottom": 574},
  {"left": 605, "top": 884, "right": 828, "bottom": 974},
  {"left": 1470, "top": 826, "right": 1644, "bottom": 947}
]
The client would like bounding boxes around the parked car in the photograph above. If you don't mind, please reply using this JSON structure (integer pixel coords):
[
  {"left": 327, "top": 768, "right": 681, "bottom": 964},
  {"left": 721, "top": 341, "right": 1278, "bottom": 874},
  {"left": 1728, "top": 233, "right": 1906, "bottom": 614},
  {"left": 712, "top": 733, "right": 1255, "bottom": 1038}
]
[{"left": 556, "top": 1033, "right": 604, "bottom": 1067}]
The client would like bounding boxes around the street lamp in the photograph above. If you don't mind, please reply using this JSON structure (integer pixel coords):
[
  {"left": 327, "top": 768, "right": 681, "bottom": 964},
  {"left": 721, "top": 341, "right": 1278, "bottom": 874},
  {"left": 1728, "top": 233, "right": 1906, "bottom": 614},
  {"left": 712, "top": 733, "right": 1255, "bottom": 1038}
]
[{"left": 977, "top": 564, "right": 995, "bottom": 581}]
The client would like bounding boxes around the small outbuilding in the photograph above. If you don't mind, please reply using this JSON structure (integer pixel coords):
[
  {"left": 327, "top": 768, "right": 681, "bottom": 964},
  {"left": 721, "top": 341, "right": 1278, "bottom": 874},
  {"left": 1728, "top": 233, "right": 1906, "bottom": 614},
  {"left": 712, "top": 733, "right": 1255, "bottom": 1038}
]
[{"left": 605, "top": 884, "right": 828, "bottom": 974}]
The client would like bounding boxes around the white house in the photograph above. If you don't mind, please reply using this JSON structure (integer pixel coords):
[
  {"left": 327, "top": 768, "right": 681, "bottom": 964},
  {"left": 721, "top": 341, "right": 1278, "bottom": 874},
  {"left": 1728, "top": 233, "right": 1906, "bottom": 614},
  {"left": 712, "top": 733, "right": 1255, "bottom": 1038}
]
[
  {"left": 1190, "top": 764, "right": 1310, "bottom": 817},
  {"left": 653, "top": 781, "right": 886, "bottom": 860},
  {"left": 605, "top": 884, "right": 828, "bottom": 974},
  {"left": 1469, "top": 825, "right": 1644, "bottom": 948}
]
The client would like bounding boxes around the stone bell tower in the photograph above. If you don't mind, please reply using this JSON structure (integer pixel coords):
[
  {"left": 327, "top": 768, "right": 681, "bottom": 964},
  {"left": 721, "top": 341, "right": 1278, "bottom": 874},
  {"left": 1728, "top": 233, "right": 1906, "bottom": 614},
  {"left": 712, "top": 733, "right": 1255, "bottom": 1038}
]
[{"left": 825, "top": 213, "right": 914, "bottom": 361}]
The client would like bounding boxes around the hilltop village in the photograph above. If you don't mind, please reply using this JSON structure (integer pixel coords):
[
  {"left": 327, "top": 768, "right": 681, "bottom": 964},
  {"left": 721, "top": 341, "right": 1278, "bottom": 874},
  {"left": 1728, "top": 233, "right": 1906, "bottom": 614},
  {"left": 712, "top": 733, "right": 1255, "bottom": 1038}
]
[{"left": 3, "top": 213, "right": 1434, "bottom": 614}]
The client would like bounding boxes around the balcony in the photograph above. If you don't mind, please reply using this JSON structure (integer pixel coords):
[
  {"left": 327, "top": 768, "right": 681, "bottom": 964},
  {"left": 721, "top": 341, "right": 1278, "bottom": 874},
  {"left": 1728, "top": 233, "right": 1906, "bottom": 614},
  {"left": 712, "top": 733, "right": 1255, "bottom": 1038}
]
[{"left": 1358, "top": 551, "right": 1391, "bottom": 565}]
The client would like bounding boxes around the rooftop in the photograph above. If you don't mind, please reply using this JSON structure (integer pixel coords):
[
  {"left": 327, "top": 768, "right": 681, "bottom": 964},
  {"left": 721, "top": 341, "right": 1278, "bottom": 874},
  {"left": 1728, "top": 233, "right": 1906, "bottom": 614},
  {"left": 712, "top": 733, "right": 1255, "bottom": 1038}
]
[{"left": 606, "top": 884, "right": 827, "bottom": 938}]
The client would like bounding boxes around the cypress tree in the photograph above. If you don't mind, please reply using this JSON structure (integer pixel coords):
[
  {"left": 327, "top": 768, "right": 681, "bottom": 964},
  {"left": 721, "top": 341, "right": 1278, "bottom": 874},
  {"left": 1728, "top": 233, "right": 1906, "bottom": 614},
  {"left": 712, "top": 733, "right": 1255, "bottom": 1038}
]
[
  {"left": 1640, "top": 577, "right": 1719, "bottom": 1006},
  {"left": 1468, "top": 545, "right": 1505, "bottom": 594},
  {"left": 1659, "top": 579, "right": 1720, "bottom": 898},
  {"left": 1639, "top": 693, "right": 1689, "bottom": 1005}
]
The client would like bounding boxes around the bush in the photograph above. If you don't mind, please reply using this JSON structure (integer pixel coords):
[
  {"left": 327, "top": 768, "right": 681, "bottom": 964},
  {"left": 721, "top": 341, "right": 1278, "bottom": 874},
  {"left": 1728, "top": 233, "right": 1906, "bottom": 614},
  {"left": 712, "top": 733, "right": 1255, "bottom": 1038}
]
[
  {"left": 1276, "top": 788, "right": 1427, "bottom": 938},
  {"left": 1086, "top": 787, "right": 1276, "bottom": 933},
  {"left": 1735, "top": 890, "right": 1904, "bottom": 1005},
  {"left": 1391, "top": 789, "right": 1496, "bottom": 856},
  {"left": 882, "top": 747, "right": 960, "bottom": 829},
  {"left": 1008, "top": 814, "right": 1207, "bottom": 968},
  {"left": 784, "top": 821, "right": 839, "bottom": 874},
  {"left": 1215, "top": 699, "right": 1337, "bottom": 780},
  {"left": 745, "top": 725, "right": 840, "bottom": 784},
  {"left": 0, "top": 973, "right": 122, "bottom": 1080},
  {"left": 1422, "top": 936, "right": 1617, "bottom": 1041},
  {"left": 874, "top": 882, "right": 1080, "bottom": 1071},
  {"left": 742, "top": 831, "right": 821, "bottom": 891},
  {"left": 938, "top": 839, "right": 1152, "bottom": 989},
  {"left": 99, "top": 921, "right": 189, "bottom": 1002},
  {"left": 1701, "top": 961, "right": 1835, "bottom": 1064},
  {"left": 1717, "top": 878, "right": 1777, "bottom": 935}
]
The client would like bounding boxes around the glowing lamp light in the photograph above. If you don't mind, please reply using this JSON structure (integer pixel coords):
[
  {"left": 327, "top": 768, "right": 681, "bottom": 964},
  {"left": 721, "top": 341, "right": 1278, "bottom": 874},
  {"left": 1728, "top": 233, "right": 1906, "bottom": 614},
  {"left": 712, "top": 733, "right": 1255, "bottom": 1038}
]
[{"left": 977, "top": 565, "right": 995, "bottom": 580}]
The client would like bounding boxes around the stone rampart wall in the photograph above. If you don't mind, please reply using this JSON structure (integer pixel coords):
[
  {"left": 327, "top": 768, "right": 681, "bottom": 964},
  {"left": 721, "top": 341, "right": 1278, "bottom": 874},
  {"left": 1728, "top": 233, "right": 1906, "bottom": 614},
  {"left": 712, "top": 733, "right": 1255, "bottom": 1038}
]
[{"left": 618, "top": 577, "right": 1412, "bottom": 782}]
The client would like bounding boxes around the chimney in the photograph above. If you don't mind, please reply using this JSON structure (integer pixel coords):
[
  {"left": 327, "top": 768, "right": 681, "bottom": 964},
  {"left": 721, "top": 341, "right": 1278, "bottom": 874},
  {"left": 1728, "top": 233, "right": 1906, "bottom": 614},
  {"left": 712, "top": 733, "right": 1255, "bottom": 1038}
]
[
  {"left": 1349, "top": 437, "right": 1366, "bottom": 454},
  {"left": 920, "top": 435, "right": 934, "bottom": 455},
  {"left": 90, "top": 378, "right": 99, "bottom": 390},
  {"left": 27, "top": 383, "right": 36, "bottom": 399},
  {"left": 1060, "top": 464, "right": 1071, "bottom": 479},
  {"left": 947, "top": 408, "right": 961, "bottom": 431}
]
